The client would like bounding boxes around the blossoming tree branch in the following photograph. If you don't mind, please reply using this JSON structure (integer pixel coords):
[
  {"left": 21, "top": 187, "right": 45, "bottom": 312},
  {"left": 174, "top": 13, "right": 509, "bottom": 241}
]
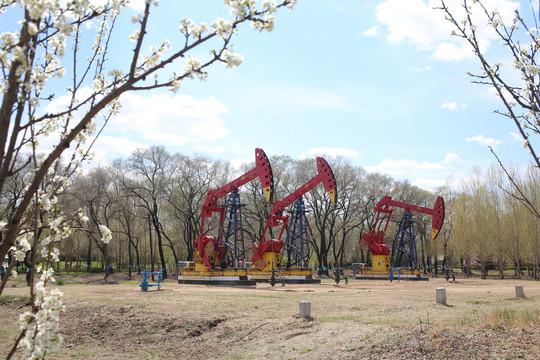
[
  {"left": 0, "top": 0, "right": 296, "bottom": 358},
  {"left": 439, "top": 0, "right": 540, "bottom": 168}
]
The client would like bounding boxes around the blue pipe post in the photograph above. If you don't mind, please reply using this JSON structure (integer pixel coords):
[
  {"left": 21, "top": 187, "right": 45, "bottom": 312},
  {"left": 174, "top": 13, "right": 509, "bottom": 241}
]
[{"left": 139, "top": 270, "right": 163, "bottom": 291}]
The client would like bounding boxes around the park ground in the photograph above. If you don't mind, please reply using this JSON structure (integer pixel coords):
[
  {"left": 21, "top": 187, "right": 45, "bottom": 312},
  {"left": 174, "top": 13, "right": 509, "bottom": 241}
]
[{"left": 1, "top": 273, "right": 540, "bottom": 359}]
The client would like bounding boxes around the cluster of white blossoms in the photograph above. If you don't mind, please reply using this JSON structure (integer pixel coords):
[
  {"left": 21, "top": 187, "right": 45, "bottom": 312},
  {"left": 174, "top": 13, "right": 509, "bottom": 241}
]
[
  {"left": 98, "top": 224, "right": 112, "bottom": 244},
  {"left": 10, "top": 234, "right": 32, "bottom": 262},
  {"left": 17, "top": 278, "right": 65, "bottom": 360},
  {"left": 222, "top": 48, "right": 244, "bottom": 68},
  {"left": 139, "top": 40, "right": 172, "bottom": 72},
  {"left": 225, "top": 0, "right": 257, "bottom": 18},
  {"left": 182, "top": 55, "right": 207, "bottom": 81},
  {"left": 211, "top": 17, "right": 234, "bottom": 40},
  {"left": 179, "top": 18, "right": 210, "bottom": 40}
]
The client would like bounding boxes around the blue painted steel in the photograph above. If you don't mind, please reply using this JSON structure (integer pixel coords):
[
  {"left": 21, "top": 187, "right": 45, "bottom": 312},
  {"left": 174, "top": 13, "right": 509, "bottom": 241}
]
[
  {"left": 214, "top": 190, "right": 246, "bottom": 269},
  {"left": 390, "top": 212, "right": 419, "bottom": 270},
  {"left": 139, "top": 270, "right": 162, "bottom": 291},
  {"left": 282, "top": 197, "right": 310, "bottom": 270}
]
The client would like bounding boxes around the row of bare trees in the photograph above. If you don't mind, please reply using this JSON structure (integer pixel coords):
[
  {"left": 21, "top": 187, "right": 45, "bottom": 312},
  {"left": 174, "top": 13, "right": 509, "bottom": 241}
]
[
  {"left": 3, "top": 146, "right": 444, "bottom": 279},
  {"left": 4, "top": 146, "right": 540, "bottom": 281}
]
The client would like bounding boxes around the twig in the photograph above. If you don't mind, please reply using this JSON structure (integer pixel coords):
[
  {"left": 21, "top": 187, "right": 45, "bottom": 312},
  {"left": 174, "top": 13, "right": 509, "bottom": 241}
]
[{"left": 238, "top": 322, "right": 268, "bottom": 340}]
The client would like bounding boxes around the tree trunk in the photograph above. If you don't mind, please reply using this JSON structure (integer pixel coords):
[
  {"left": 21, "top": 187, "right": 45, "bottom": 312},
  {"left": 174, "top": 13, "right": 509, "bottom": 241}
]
[
  {"left": 148, "top": 215, "right": 154, "bottom": 281},
  {"left": 128, "top": 235, "right": 132, "bottom": 280},
  {"left": 103, "top": 244, "right": 112, "bottom": 281},
  {"left": 151, "top": 207, "right": 167, "bottom": 280},
  {"left": 86, "top": 236, "right": 92, "bottom": 272}
]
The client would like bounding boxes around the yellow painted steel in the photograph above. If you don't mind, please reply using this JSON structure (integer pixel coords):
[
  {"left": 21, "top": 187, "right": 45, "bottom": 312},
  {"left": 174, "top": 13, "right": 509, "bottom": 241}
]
[
  {"left": 194, "top": 263, "right": 207, "bottom": 272},
  {"left": 328, "top": 189, "right": 336, "bottom": 203},
  {"left": 263, "top": 186, "right": 272, "bottom": 202},
  {"left": 371, "top": 254, "right": 390, "bottom": 272},
  {"left": 260, "top": 252, "right": 282, "bottom": 272},
  {"left": 431, "top": 228, "right": 439, "bottom": 240},
  {"left": 248, "top": 269, "right": 313, "bottom": 277},
  {"left": 179, "top": 269, "right": 249, "bottom": 277}
]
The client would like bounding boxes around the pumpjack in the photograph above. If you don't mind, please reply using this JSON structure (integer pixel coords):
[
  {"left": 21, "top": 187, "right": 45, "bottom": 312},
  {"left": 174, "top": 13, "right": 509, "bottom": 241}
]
[
  {"left": 248, "top": 157, "right": 337, "bottom": 284},
  {"left": 356, "top": 196, "right": 444, "bottom": 280},
  {"left": 178, "top": 148, "right": 274, "bottom": 285}
]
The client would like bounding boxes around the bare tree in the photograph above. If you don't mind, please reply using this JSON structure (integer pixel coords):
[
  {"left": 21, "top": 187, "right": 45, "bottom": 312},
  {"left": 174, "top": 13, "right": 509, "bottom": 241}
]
[
  {"left": 123, "top": 146, "right": 176, "bottom": 279},
  {"left": 0, "top": 1, "right": 297, "bottom": 357},
  {"left": 70, "top": 167, "right": 119, "bottom": 280},
  {"left": 167, "top": 154, "right": 223, "bottom": 261}
]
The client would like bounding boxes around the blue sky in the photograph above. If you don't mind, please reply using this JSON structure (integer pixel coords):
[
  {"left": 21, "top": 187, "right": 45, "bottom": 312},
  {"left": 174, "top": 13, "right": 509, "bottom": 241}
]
[{"left": 9, "top": 0, "right": 537, "bottom": 190}]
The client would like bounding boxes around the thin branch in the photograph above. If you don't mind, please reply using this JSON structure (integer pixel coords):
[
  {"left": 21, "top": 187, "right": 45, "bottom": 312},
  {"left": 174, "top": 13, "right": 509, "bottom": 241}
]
[{"left": 489, "top": 146, "right": 540, "bottom": 219}]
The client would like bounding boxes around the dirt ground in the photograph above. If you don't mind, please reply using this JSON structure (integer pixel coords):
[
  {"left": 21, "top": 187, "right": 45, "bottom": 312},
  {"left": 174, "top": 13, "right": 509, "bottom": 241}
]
[{"left": 1, "top": 272, "right": 540, "bottom": 359}]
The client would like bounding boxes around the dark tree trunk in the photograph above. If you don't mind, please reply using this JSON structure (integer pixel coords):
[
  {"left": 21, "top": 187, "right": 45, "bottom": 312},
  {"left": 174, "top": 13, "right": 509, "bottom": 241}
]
[{"left": 86, "top": 236, "right": 92, "bottom": 272}]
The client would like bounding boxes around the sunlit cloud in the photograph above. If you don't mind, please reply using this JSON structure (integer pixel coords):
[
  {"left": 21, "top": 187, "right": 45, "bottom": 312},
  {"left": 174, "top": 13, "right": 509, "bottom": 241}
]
[
  {"left": 466, "top": 134, "right": 503, "bottom": 148},
  {"left": 362, "top": 26, "right": 378, "bottom": 36},
  {"left": 109, "top": 92, "right": 229, "bottom": 146},
  {"left": 440, "top": 101, "right": 467, "bottom": 111},
  {"left": 375, "top": 0, "right": 520, "bottom": 61}
]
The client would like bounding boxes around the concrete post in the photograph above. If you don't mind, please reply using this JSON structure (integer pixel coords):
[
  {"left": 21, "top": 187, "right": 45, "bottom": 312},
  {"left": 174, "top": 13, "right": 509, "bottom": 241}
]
[
  {"left": 515, "top": 285, "right": 525, "bottom": 298},
  {"left": 436, "top": 287, "right": 447, "bottom": 305},
  {"left": 299, "top": 301, "right": 311, "bottom": 318}
]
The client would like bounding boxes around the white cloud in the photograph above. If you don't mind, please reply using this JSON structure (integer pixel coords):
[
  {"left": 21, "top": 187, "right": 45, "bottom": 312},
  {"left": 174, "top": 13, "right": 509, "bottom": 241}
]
[
  {"left": 44, "top": 89, "right": 230, "bottom": 148},
  {"left": 375, "top": 0, "right": 520, "bottom": 61},
  {"left": 366, "top": 153, "right": 459, "bottom": 176},
  {"left": 110, "top": 92, "right": 229, "bottom": 146},
  {"left": 299, "top": 147, "right": 358, "bottom": 159},
  {"left": 466, "top": 134, "right": 503, "bottom": 148},
  {"left": 41, "top": 89, "right": 230, "bottom": 164},
  {"left": 409, "top": 66, "right": 431, "bottom": 72},
  {"left": 509, "top": 132, "right": 522, "bottom": 141},
  {"left": 443, "top": 153, "right": 461, "bottom": 164},
  {"left": 412, "top": 177, "right": 447, "bottom": 190},
  {"left": 440, "top": 101, "right": 467, "bottom": 111},
  {"left": 90, "top": 135, "right": 147, "bottom": 166},
  {"left": 126, "top": 0, "right": 146, "bottom": 11},
  {"left": 229, "top": 157, "right": 253, "bottom": 172},
  {"left": 362, "top": 26, "right": 378, "bottom": 36},
  {"left": 366, "top": 153, "right": 463, "bottom": 191},
  {"left": 432, "top": 42, "right": 472, "bottom": 61},
  {"left": 366, "top": 158, "right": 445, "bottom": 176}
]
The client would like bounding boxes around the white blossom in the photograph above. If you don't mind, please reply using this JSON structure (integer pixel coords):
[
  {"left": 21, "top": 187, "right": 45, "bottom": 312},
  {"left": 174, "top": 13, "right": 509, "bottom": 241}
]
[
  {"left": 10, "top": 236, "right": 31, "bottom": 262},
  {"left": 108, "top": 68, "right": 123, "bottom": 78},
  {"left": 183, "top": 55, "right": 206, "bottom": 80},
  {"left": 17, "top": 280, "right": 65, "bottom": 359},
  {"left": 99, "top": 225, "right": 112, "bottom": 244},
  {"left": 211, "top": 18, "right": 233, "bottom": 39},
  {"left": 222, "top": 48, "right": 244, "bottom": 67}
]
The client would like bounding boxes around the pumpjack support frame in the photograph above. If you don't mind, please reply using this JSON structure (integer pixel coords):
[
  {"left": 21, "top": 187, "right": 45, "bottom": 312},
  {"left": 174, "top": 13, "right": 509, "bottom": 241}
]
[{"left": 179, "top": 148, "right": 273, "bottom": 286}]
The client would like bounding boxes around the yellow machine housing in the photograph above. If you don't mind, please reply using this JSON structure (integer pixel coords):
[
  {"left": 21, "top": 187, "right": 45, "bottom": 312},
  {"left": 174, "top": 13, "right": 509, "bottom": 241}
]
[
  {"left": 355, "top": 254, "right": 424, "bottom": 280},
  {"left": 372, "top": 255, "right": 390, "bottom": 272},
  {"left": 260, "top": 251, "right": 282, "bottom": 272}
]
